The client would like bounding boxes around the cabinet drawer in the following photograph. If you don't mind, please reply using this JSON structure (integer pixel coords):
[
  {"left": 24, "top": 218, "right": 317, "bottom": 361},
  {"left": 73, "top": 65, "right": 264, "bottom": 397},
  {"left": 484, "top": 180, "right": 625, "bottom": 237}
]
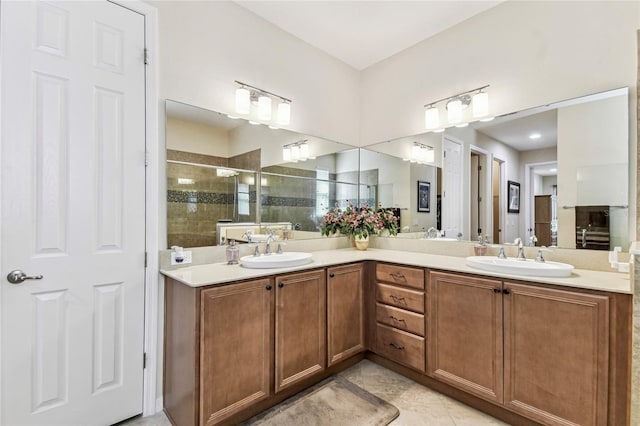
[
  {"left": 375, "top": 323, "right": 425, "bottom": 372},
  {"left": 376, "top": 263, "right": 424, "bottom": 289},
  {"left": 376, "top": 283, "right": 425, "bottom": 313},
  {"left": 376, "top": 303, "right": 425, "bottom": 336}
]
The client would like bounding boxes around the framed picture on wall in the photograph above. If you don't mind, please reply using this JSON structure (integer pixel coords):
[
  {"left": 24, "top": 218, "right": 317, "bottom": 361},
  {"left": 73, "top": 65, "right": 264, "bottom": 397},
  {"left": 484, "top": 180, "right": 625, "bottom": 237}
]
[
  {"left": 417, "top": 181, "right": 430, "bottom": 212},
  {"left": 508, "top": 180, "right": 520, "bottom": 213}
]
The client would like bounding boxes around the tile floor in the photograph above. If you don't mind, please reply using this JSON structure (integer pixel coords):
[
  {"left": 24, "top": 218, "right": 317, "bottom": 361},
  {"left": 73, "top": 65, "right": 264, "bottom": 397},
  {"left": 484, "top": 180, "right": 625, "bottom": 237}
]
[{"left": 121, "top": 360, "right": 506, "bottom": 426}]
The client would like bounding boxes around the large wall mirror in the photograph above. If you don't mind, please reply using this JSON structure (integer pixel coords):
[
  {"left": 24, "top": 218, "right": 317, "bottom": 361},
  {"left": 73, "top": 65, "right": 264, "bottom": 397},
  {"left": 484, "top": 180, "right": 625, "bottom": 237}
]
[
  {"left": 165, "top": 100, "right": 357, "bottom": 248},
  {"left": 367, "top": 87, "right": 630, "bottom": 251}
]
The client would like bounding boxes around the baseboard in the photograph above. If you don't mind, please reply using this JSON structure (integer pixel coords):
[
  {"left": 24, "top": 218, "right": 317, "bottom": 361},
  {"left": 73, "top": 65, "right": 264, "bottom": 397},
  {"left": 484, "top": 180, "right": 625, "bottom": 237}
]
[{"left": 155, "top": 397, "right": 163, "bottom": 414}]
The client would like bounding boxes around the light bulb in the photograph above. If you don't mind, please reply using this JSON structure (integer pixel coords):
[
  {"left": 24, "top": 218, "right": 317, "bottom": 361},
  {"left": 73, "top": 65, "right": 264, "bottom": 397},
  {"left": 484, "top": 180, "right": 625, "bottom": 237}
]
[
  {"left": 425, "top": 106, "right": 439, "bottom": 130},
  {"left": 447, "top": 99, "right": 462, "bottom": 124},
  {"left": 235, "top": 87, "right": 250, "bottom": 115},
  {"left": 258, "top": 95, "right": 272, "bottom": 121},
  {"left": 290, "top": 145, "right": 300, "bottom": 162},
  {"left": 473, "top": 91, "right": 489, "bottom": 118},
  {"left": 299, "top": 143, "right": 309, "bottom": 159},
  {"left": 277, "top": 101, "right": 291, "bottom": 125}
]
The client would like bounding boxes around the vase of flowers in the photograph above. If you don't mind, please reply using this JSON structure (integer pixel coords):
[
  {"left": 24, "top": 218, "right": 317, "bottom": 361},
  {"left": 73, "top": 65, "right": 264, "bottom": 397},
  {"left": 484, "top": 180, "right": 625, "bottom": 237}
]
[{"left": 320, "top": 202, "right": 398, "bottom": 249}]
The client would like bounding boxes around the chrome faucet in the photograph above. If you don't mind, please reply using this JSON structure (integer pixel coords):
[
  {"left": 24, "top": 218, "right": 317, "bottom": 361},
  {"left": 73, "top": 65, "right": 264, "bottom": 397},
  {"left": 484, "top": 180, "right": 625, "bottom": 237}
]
[
  {"left": 425, "top": 227, "right": 438, "bottom": 239},
  {"left": 265, "top": 234, "right": 277, "bottom": 255},
  {"left": 514, "top": 237, "right": 526, "bottom": 260}
]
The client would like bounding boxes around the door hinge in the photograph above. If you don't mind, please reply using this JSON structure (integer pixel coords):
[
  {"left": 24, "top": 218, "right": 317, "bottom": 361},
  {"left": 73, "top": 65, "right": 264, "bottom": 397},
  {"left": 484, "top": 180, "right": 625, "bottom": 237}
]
[
  {"left": 144, "top": 48, "right": 149, "bottom": 65},
  {"left": 478, "top": 196, "right": 482, "bottom": 202},
  {"left": 143, "top": 352, "right": 147, "bottom": 369},
  {"left": 145, "top": 151, "right": 149, "bottom": 167},
  {"left": 144, "top": 252, "right": 148, "bottom": 268},
  {"left": 444, "top": 151, "right": 447, "bottom": 158},
  {"left": 478, "top": 165, "right": 482, "bottom": 171}
]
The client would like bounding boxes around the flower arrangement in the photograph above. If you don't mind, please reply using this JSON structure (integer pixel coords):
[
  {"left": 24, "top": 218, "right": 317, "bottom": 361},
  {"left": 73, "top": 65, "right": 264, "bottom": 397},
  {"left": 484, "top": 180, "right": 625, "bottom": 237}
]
[{"left": 320, "top": 202, "right": 399, "bottom": 239}]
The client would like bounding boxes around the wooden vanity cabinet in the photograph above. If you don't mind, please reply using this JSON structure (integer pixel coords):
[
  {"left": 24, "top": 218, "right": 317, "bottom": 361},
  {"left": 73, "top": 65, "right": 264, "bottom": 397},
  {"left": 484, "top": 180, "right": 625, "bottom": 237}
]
[
  {"left": 163, "top": 277, "right": 274, "bottom": 426},
  {"left": 327, "top": 263, "right": 365, "bottom": 366},
  {"left": 373, "top": 263, "right": 426, "bottom": 372},
  {"left": 274, "top": 269, "right": 326, "bottom": 393},
  {"left": 428, "top": 271, "right": 611, "bottom": 426},
  {"left": 199, "top": 279, "right": 274, "bottom": 426},
  {"left": 427, "top": 272, "right": 503, "bottom": 403}
]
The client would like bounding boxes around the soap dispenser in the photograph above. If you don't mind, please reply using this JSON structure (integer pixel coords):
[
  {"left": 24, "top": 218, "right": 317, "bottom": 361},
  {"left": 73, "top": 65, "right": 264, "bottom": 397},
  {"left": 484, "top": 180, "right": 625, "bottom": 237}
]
[
  {"left": 474, "top": 235, "right": 488, "bottom": 256},
  {"left": 226, "top": 239, "right": 239, "bottom": 265}
]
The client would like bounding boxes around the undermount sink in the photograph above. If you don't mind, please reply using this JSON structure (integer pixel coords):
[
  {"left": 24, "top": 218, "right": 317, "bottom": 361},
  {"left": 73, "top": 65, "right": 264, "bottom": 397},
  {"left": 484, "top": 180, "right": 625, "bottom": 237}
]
[
  {"left": 240, "top": 252, "right": 313, "bottom": 269},
  {"left": 466, "top": 256, "right": 574, "bottom": 278}
]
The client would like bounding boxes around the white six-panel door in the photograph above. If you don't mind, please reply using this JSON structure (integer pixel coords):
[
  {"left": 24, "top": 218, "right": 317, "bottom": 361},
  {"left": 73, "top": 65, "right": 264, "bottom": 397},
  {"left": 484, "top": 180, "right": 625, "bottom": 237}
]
[
  {"left": 442, "top": 137, "right": 463, "bottom": 239},
  {"left": 1, "top": 1, "right": 146, "bottom": 424}
]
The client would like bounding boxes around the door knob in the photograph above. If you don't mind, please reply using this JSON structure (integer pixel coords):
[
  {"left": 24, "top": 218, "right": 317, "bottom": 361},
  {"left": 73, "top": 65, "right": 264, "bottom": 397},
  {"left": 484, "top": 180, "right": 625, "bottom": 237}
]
[{"left": 6, "top": 270, "right": 43, "bottom": 284}]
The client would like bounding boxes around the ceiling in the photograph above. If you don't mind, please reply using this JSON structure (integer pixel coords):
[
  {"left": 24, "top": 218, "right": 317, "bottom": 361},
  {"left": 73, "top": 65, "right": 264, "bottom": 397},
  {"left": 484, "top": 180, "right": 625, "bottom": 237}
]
[
  {"left": 234, "top": 1, "right": 503, "bottom": 70},
  {"left": 475, "top": 109, "right": 558, "bottom": 152}
]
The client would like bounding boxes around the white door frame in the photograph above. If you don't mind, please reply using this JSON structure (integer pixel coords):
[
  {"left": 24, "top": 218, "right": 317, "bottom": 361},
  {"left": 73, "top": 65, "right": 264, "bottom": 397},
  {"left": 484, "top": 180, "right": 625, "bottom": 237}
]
[
  {"left": 114, "top": 0, "right": 160, "bottom": 417},
  {"left": 524, "top": 160, "right": 557, "bottom": 242},
  {"left": 470, "top": 144, "right": 491, "bottom": 240},
  {"left": 0, "top": 0, "right": 159, "bottom": 420}
]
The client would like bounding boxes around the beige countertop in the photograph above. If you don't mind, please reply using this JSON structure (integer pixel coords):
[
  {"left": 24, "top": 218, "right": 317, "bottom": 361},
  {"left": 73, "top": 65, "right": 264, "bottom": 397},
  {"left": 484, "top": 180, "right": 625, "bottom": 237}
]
[{"left": 160, "top": 248, "right": 632, "bottom": 294}]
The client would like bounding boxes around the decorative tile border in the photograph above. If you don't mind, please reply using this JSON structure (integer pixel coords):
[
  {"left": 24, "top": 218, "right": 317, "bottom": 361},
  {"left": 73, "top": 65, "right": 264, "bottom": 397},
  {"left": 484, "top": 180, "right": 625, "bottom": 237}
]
[{"left": 168, "top": 190, "right": 257, "bottom": 204}]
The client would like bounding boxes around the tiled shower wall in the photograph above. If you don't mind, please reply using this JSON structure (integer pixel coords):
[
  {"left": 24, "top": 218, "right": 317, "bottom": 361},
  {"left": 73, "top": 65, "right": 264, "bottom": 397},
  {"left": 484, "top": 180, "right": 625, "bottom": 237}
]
[{"left": 167, "top": 149, "right": 259, "bottom": 247}]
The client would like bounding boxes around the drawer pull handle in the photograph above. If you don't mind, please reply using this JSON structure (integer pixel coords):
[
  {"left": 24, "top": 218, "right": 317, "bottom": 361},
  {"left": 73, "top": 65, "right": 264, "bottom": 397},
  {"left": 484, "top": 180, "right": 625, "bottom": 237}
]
[
  {"left": 389, "top": 342, "right": 405, "bottom": 350},
  {"left": 389, "top": 295, "right": 406, "bottom": 303},
  {"left": 389, "top": 273, "right": 406, "bottom": 280},
  {"left": 389, "top": 315, "right": 406, "bottom": 324}
]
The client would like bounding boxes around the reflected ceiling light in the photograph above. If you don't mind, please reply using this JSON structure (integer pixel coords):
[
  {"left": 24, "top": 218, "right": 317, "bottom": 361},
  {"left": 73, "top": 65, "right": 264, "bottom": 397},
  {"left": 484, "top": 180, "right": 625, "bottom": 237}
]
[
  {"left": 423, "top": 84, "right": 490, "bottom": 131},
  {"left": 282, "top": 140, "right": 309, "bottom": 162},
  {"left": 282, "top": 146, "right": 292, "bottom": 162},
  {"left": 216, "top": 168, "right": 237, "bottom": 177},
  {"left": 234, "top": 80, "right": 291, "bottom": 126},
  {"left": 177, "top": 178, "right": 194, "bottom": 185},
  {"left": 529, "top": 133, "right": 542, "bottom": 140},
  {"left": 261, "top": 177, "right": 268, "bottom": 186},
  {"left": 248, "top": 120, "right": 260, "bottom": 125},
  {"left": 411, "top": 142, "right": 434, "bottom": 164}
]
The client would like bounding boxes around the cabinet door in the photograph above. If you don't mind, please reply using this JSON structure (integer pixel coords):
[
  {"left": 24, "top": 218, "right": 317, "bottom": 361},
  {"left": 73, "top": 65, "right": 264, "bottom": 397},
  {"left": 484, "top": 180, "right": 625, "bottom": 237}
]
[
  {"left": 327, "top": 263, "right": 365, "bottom": 366},
  {"left": 200, "top": 278, "right": 274, "bottom": 426},
  {"left": 503, "top": 282, "right": 609, "bottom": 426},
  {"left": 275, "top": 270, "right": 326, "bottom": 392},
  {"left": 428, "top": 272, "right": 503, "bottom": 404}
]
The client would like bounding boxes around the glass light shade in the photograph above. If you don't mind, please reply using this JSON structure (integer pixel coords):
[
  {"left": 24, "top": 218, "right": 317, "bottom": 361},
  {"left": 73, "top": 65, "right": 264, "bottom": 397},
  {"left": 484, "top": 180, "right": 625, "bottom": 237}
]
[
  {"left": 412, "top": 144, "right": 421, "bottom": 160},
  {"left": 235, "top": 87, "right": 250, "bottom": 115},
  {"left": 277, "top": 101, "right": 291, "bottom": 125},
  {"left": 299, "top": 143, "right": 309, "bottom": 159},
  {"left": 261, "top": 178, "right": 268, "bottom": 186},
  {"left": 424, "top": 148, "right": 435, "bottom": 163},
  {"left": 447, "top": 99, "right": 462, "bottom": 124},
  {"left": 473, "top": 91, "right": 489, "bottom": 118},
  {"left": 258, "top": 95, "right": 272, "bottom": 121},
  {"left": 424, "top": 107, "right": 439, "bottom": 130},
  {"left": 282, "top": 147, "right": 291, "bottom": 162},
  {"left": 290, "top": 144, "right": 300, "bottom": 161}
]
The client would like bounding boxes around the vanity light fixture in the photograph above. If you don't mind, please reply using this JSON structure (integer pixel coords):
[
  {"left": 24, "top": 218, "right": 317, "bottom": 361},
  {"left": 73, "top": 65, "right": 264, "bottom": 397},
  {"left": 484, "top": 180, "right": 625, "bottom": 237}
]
[
  {"left": 282, "top": 140, "right": 309, "bottom": 162},
  {"left": 234, "top": 80, "right": 292, "bottom": 126},
  {"left": 424, "top": 85, "right": 490, "bottom": 130},
  {"left": 411, "top": 142, "right": 435, "bottom": 164}
]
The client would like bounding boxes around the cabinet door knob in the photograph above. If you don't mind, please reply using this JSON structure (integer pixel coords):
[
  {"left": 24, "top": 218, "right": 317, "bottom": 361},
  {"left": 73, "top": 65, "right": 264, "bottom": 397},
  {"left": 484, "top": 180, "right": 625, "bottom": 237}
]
[
  {"left": 493, "top": 288, "right": 501, "bottom": 293},
  {"left": 278, "top": 282, "right": 284, "bottom": 288},
  {"left": 503, "top": 288, "right": 511, "bottom": 295},
  {"left": 265, "top": 285, "right": 272, "bottom": 291},
  {"left": 329, "top": 273, "right": 335, "bottom": 278}
]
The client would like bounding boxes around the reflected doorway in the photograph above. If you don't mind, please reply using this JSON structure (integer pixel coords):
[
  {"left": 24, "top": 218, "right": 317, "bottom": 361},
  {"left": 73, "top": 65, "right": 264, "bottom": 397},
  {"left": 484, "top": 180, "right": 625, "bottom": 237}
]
[{"left": 492, "top": 158, "right": 504, "bottom": 243}]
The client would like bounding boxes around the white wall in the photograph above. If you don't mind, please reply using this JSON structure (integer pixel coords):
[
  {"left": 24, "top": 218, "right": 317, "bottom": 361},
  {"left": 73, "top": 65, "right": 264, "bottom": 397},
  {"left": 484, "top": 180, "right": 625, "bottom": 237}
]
[
  {"left": 557, "top": 94, "right": 629, "bottom": 248},
  {"left": 166, "top": 116, "right": 229, "bottom": 157},
  {"left": 360, "top": 1, "right": 638, "bottom": 145},
  {"left": 153, "top": 0, "right": 360, "bottom": 145}
]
